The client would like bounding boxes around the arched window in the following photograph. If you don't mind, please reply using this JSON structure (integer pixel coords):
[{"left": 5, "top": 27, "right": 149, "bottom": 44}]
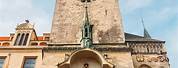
[
  {"left": 2, "top": 42, "right": 10, "bottom": 46},
  {"left": 23, "top": 33, "right": 29, "bottom": 46},
  {"left": 18, "top": 33, "right": 25, "bottom": 45},
  {"left": 139, "top": 64, "right": 151, "bottom": 68},
  {"left": 39, "top": 42, "right": 47, "bottom": 46},
  {"left": 31, "top": 43, "right": 38, "bottom": 46},
  {"left": 14, "top": 33, "right": 20, "bottom": 46}
]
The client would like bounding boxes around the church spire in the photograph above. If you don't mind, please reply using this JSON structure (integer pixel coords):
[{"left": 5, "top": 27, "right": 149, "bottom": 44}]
[
  {"left": 84, "top": 4, "right": 90, "bottom": 25},
  {"left": 141, "top": 17, "right": 151, "bottom": 39},
  {"left": 81, "top": 0, "right": 93, "bottom": 48}
]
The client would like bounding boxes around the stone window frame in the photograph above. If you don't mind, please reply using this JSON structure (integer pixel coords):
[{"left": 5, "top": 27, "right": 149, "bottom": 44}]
[
  {"left": 0, "top": 56, "right": 6, "bottom": 68},
  {"left": 22, "top": 56, "right": 37, "bottom": 68}
]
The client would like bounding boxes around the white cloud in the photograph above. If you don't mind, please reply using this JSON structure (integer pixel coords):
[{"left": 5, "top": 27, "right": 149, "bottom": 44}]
[
  {"left": 144, "top": 7, "right": 178, "bottom": 29},
  {"left": 121, "top": 0, "right": 153, "bottom": 13},
  {"left": 166, "top": 25, "right": 178, "bottom": 53},
  {"left": 0, "top": 0, "right": 52, "bottom": 36},
  {"left": 164, "top": 25, "right": 178, "bottom": 67}
]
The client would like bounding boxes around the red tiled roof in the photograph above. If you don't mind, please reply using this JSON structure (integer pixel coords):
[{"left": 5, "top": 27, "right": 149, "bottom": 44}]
[
  {"left": 0, "top": 37, "right": 10, "bottom": 41},
  {"left": 0, "top": 36, "right": 45, "bottom": 41},
  {"left": 37, "top": 36, "right": 43, "bottom": 40}
]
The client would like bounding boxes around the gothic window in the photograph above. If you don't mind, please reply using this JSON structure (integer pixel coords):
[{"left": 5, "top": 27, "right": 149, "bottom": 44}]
[
  {"left": 84, "top": 28, "right": 89, "bottom": 37},
  {"left": 0, "top": 57, "right": 5, "bottom": 68},
  {"left": 18, "top": 33, "right": 25, "bottom": 45},
  {"left": 14, "top": 33, "right": 20, "bottom": 46},
  {"left": 23, "top": 58, "right": 36, "bottom": 68},
  {"left": 23, "top": 34, "right": 29, "bottom": 46},
  {"left": 139, "top": 64, "right": 151, "bottom": 68}
]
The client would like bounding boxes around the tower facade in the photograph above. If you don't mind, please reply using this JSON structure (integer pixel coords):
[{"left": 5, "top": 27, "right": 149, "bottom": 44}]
[
  {"left": 0, "top": 0, "right": 170, "bottom": 68},
  {"left": 50, "top": 0, "right": 125, "bottom": 44}
]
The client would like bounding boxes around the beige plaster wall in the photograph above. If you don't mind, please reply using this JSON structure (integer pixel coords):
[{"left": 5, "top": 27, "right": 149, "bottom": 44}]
[
  {"left": 104, "top": 52, "right": 134, "bottom": 68},
  {"left": 42, "top": 51, "right": 70, "bottom": 68},
  {"left": 0, "top": 48, "right": 42, "bottom": 68}
]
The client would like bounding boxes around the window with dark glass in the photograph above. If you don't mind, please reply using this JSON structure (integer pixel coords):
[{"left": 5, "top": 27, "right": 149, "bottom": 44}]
[
  {"left": 0, "top": 57, "right": 5, "bottom": 68},
  {"left": 19, "top": 33, "right": 25, "bottom": 45},
  {"left": 14, "top": 33, "right": 20, "bottom": 46},
  {"left": 85, "top": 28, "right": 88, "bottom": 37},
  {"left": 23, "top": 34, "right": 29, "bottom": 46},
  {"left": 23, "top": 58, "right": 36, "bottom": 68}
]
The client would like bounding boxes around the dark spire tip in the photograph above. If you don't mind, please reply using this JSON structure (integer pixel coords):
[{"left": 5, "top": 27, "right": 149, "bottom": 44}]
[{"left": 25, "top": 20, "right": 29, "bottom": 23}]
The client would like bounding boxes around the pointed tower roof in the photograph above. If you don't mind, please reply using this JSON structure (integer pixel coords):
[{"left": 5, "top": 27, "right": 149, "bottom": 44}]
[
  {"left": 83, "top": 1, "right": 90, "bottom": 26},
  {"left": 81, "top": 1, "right": 93, "bottom": 48},
  {"left": 141, "top": 17, "right": 151, "bottom": 39}
]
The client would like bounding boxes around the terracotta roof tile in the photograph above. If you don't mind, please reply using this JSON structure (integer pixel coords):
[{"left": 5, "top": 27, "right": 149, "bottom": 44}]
[
  {"left": 37, "top": 36, "right": 43, "bottom": 40},
  {"left": 0, "top": 37, "right": 10, "bottom": 41}
]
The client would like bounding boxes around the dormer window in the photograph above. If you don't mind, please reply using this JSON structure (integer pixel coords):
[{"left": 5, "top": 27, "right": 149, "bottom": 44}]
[
  {"left": 13, "top": 21, "right": 34, "bottom": 46},
  {"left": 14, "top": 33, "right": 29, "bottom": 46}
]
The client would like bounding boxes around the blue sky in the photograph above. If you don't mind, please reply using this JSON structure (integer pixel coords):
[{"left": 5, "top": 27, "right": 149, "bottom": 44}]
[{"left": 0, "top": 0, "right": 177, "bottom": 68}]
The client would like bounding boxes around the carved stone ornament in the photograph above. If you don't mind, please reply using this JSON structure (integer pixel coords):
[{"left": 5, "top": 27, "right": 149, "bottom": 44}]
[
  {"left": 104, "top": 53, "right": 108, "bottom": 59},
  {"left": 157, "top": 56, "right": 169, "bottom": 62},
  {"left": 64, "top": 54, "right": 70, "bottom": 61},
  {"left": 136, "top": 55, "right": 144, "bottom": 62},
  {"left": 151, "top": 57, "right": 158, "bottom": 62},
  {"left": 137, "top": 55, "right": 169, "bottom": 62},
  {"left": 147, "top": 57, "right": 152, "bottom": 62}
]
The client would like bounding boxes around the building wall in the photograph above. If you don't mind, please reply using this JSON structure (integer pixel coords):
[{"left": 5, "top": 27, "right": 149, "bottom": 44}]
[
  {"left": 42, "top": 51, "right": 70, "bottom": 68},
  {"left": 105, "top": 52, "right": 134, "bottom": 68},
  {"left": 0, "top": 46, "right": 170, "bottom": 68},
  {"left": 41, "top": 50, "right": 134, "bottom": 68},
  {"left": 50, "top": 0, "right": 125, "bottom": 44},
  {"left": 0, "top": 47, "right": 43, "bottom": 68},
  {"left": 132, "top": 54, "right": 170, "bottom": 68}
]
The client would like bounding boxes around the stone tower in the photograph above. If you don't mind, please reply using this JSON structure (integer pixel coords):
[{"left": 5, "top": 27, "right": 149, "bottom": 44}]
[
  {"left": 0, "top": 0, "right": 170, "bottom": 68},
  {"left": 50, "top": 0, "right": 125, "bottom": 44}
]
